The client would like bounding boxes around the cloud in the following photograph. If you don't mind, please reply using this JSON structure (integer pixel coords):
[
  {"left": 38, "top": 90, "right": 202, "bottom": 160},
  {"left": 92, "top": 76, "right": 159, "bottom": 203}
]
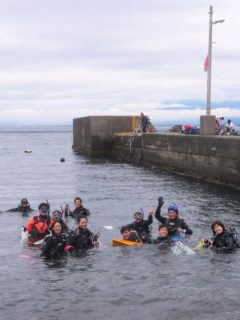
[{"left": 0, "top": 0, "right": 240, "bottom": 124}]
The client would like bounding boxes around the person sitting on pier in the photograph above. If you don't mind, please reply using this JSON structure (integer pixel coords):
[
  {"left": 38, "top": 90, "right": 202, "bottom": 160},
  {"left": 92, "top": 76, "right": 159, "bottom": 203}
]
[
  {"left": 225, "top": 119, "right": 235, "bottom": 135},
  {"left": 155, "top": 197, "right": 192, "bottom": 237},
  {"left": 64, "top": 197, "right": 90, "bottom": 220},
  {"left": 204, "top": 220, "right": 239, "bottom": 253},
  {"left": 7, "top": 198, "right": 34, "bottom": 216},
  {"left": 125, "top": 209, "right": 154, "bottom": 243},
  {"left": 183, "top": 124, "right": 192, "bottom": 134},
  {"left": 183, "top": 125, "right": 199, "bottom": 135}
]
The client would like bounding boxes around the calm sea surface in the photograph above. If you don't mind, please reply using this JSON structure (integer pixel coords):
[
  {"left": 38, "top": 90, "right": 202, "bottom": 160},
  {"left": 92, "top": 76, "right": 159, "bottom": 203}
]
[{"left": 0, "top": 125, "right": 240, "bottom": 320}]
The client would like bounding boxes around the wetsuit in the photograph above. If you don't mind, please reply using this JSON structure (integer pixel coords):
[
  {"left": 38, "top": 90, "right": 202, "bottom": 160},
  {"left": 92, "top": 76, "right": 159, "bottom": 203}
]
[
  {"left": 127, "top": 215, "right": 153, "bottom": 243},
  {"left": 41, "top": 232, "right": 70, "bottom": 259},
  {"left": 71, "top": 227, "right": 94, "bottom": 250},
  {"left": 67, "top": 206, "right": 90, "bottom": 220},
  {"left": 155, "top": 206, "right": 192, "bottom": 236},
  {"left": 26, "top": 216, "right": 53, "bottom": 240},
  {"left": 7, "top": 205, "right": 34, "bottom": 216},
  {"left": 211, "top": 230, "right": 239, "bottom": 252},
  {"left": 128, "top": 231, "right": 142, "bottom": 242},
  {"left": 153, "top": 236, "right": 172, "bottom": 248}
]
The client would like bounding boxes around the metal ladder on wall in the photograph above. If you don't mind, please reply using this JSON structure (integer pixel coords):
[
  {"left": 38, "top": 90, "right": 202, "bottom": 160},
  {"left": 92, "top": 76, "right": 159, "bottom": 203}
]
[{"left": 128, "top": 123, "right": 142, "bottom": 153}]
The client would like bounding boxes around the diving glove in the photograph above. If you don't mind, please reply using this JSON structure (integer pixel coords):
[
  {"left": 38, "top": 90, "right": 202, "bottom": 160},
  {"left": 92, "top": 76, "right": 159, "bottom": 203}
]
[{"left": 158, "top": 196, "right": 164, "bottom": 207}]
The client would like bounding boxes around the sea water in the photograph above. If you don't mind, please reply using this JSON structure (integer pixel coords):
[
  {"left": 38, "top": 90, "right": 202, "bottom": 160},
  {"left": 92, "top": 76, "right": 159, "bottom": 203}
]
[{"left": 0, "top": 125, "right": 240, "bottom": 320}]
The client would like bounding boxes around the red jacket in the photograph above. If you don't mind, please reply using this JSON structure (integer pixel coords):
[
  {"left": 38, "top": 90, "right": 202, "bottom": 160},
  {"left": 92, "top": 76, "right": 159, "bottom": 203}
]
[{"left": 26, "top": 216, "right": 53, "bottom": 236}]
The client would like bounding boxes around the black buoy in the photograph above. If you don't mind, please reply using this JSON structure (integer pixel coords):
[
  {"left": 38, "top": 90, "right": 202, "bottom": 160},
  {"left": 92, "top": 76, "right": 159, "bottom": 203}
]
[{"left": 60, "top": 158, "right": 65, "bottom": 162}]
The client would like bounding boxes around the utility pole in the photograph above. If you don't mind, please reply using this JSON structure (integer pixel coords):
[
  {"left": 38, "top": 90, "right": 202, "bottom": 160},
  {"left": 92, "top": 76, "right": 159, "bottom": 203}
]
[
  {"left": 206, "top": 6, "right": 225, "bottom": 115},
  {"left": 201, "top": 6, "right": 225, "bottom": 134},
  {"left": 206, "top": 6, "right": 213, "bottom": 115}
]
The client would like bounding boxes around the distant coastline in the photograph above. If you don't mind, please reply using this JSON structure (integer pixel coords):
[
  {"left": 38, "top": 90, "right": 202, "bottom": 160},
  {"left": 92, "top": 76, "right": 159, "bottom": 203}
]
[{"left": 0, "top": 125, "right": 73, "bottom": 133}]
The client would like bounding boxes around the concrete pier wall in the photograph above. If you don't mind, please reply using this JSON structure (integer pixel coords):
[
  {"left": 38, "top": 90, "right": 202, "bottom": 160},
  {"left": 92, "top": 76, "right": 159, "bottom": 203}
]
[
  {"left": 73, "top": 116, "right": 138, "bottom": 156},
  {"left": 73, "top": 116, "right": 240, "bottom": 190},
  {"left": 111, "top": 133, "right": 240, "bottom": 189},
  {"left": 144, "top": 134, "right": 240, "bottom": 188}
]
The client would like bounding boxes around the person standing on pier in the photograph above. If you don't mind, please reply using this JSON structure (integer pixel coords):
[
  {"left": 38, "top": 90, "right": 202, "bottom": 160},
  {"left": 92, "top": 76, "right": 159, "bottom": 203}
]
[
  {"left": 215, "top": 116, "right": 224, "bottom": 135},
  {"left": 140, "top": 112, "right": 148, "bottom": 132}
]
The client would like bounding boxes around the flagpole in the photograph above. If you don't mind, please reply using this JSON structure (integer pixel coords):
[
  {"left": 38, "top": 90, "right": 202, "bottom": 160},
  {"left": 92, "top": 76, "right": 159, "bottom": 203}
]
[
  {"left": 201, "top": 7, "right": 225, "bottom": 135},
  {"left": 206, "top": 6, "right": 213, "bottom": 115}
]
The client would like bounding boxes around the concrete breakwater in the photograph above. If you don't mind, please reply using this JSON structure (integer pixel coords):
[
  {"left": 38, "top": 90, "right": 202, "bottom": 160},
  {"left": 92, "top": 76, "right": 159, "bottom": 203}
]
[{"left": 73, "top": 116, "right": 240, "bottom": 190}]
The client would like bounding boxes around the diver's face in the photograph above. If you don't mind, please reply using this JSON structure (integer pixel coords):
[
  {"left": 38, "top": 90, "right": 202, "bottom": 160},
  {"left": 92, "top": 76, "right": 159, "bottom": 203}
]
[
  {"left": 79, "top": 218, "right": 88, "bottom": 229},
  {"left": 52, "top": 213, "right": 61, "bottom": 221},
  {"left": 159, "top": 227, "right": 168, "bottom": 238},
  {"left": 40, "top": 210, "right": 48, "bottom": 217},
  {"left": 122, "top": 230, "right": 130, "bottom": 240},
  {"left": 214, "top": 224, "right": 223, "bottom": 235},
  {"left": 135, "top": 213, "right": 143, "bottom": 222},
  {"left": 74, "top": 199, "right": 82, "bottom": 208},
  {"left": 168, "top": 210, "right": 177, "bottom": 220},
  {"left": 22, "top": 202, "right": 29, "bottom": 208},
  {"left": 53, "top": 222, "right": 62, "bottom": 235}
]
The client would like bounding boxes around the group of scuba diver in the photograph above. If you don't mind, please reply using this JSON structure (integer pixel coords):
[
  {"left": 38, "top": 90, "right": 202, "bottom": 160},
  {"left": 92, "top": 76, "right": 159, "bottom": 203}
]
[
  {"left": 7, "top": 196, "right": 240, "bottom": 259},
  {"left": 120, "top": 197, "right": 239, "bottom": 253},
  {"left": 10, "top": 197, "right": 96, "bottom": 259}
]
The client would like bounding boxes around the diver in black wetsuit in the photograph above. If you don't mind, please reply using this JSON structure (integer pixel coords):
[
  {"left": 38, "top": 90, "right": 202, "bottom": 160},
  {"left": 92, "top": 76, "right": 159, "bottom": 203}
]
[
  {"left": 120, "top": 226, "right": 142, "bottom": 242},
  {"left": 126, "top": 210, "right": 153, "bottom": 243},
  {"left": 41, "top": 221, "right": 73, "bottom": 259},
  {"left": 52, "top": 210, "right": 69, "bottom": 233},
  {"left": 64, "top": 197, "right": 90, "bottom": 220},
  {"left": 153, "top": 225, "right": 172, "bottom": 247},
  {"left": 71, "top": 216, "right": 99, "bottom": 250},
  {"left": 204, "top": 220, "right": 239, "bottom": 253},
  {"left": 155, "top": 197, "right": 192, "bottom": 236},
  {"left": 7, "top": 198, "right": 34, "bottom": 216}
]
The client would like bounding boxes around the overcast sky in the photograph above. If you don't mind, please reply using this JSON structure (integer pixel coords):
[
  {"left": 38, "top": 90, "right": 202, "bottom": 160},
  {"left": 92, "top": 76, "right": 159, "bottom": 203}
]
[{"left": 0, "top": 0, "right": 240, "bottom": 125}]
